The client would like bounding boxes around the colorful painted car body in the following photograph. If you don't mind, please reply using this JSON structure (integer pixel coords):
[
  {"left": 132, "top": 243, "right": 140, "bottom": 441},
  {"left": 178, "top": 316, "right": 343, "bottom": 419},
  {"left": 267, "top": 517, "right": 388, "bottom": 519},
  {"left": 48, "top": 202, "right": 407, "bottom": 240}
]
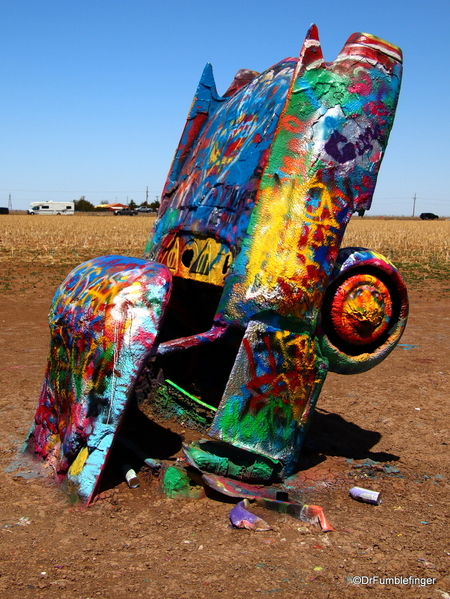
[{"left": 26, "top": 25, "right": 408, "bottom": 503}]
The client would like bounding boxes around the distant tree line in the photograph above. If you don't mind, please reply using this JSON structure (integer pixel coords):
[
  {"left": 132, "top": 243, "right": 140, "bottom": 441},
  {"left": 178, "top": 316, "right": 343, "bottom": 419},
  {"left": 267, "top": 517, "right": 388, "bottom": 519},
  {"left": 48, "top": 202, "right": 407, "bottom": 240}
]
[
  {"left": 74, "top": 197, "right": 95, "bottom": 211},
  {"left": 74, "top": 196, "right": 161, "bottom": 212}
]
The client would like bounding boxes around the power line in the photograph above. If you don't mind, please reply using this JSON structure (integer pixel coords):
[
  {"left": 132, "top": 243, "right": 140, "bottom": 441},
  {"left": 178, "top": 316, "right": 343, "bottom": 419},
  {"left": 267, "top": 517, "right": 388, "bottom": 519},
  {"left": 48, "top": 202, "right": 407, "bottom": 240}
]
[
  {"left": 3, "top": 188, "right": 447, "bottom": 201},
  {"left": 417, "top": 199, "right": 450, "bottom": 203},
  {"left": 0, "top": 188, "right": 161, "bottom": 194}
]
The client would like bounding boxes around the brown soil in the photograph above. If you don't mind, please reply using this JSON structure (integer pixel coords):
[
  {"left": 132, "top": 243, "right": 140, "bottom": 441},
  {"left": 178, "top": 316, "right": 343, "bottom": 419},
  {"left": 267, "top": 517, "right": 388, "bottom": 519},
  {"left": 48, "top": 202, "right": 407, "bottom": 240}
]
[{"left": 1, "top": 261, "right": 449, "bottom": 599}]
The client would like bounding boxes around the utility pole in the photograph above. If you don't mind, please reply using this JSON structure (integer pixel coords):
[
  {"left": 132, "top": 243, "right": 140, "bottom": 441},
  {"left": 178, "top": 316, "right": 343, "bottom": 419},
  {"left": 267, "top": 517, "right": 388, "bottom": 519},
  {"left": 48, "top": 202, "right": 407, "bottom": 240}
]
[
  {"left": 146, "top": 186, "right": 148, "bottom": 205},
  {"left": 8, "top": 194, "right": 12, "bottom": 211},
  {"left": 412, "top": 193, "right": 416, "bottom": 217}
]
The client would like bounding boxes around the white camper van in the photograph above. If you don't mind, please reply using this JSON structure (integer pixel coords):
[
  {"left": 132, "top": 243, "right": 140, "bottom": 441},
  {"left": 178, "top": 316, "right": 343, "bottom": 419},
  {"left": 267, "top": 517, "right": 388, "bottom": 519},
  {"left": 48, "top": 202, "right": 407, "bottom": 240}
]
[{"left": 28, "top": 201, "right": 75, "bottom": 215}]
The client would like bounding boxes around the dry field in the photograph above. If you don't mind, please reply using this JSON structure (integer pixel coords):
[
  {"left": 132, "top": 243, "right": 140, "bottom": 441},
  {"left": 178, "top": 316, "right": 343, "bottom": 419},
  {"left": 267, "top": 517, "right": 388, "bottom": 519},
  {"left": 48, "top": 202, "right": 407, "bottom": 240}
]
[
  {"left": 0, "top": 214, "right": 449, "bottom": 283},
  {"left": 1, "top": 214, "right": 450, "bottom": 598},
  {"left": 342, "top": 218, "right": 450, "bottom": 283},
  {"left": 0, "top": 214, "right": 156, "bottom": 264}
]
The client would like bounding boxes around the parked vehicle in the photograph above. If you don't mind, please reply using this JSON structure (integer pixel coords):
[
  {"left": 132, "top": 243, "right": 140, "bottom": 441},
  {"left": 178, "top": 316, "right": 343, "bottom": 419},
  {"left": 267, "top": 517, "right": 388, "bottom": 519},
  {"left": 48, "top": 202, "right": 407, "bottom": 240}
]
[
  {"left": 0, "top": 207, "right": 9, "bottom": 215},
  {"left": 419, "top": 212, "right": 439, "bottom": 220},
  {"left": 136, "top": 206, "right": 153, "bottom": 213},
  {"left": 114, "top": 208, "right": 137, "bottom": 216},
  {"left": 28, "top": 201, "right": 74, "bottom": 215}
]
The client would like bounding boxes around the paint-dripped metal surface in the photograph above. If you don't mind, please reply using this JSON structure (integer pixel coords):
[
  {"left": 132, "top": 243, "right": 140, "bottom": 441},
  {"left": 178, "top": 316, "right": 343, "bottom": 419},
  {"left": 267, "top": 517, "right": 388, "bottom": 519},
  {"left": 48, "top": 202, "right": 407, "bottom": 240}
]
[
  {"left": 26, "top": 256, "right": 171, "bottom": 503},
  {"left": 209, "top": 319, "right": 328, "bottom": 473},
  {"left": 26, "top": 25, "right": 407, "bottom": 503},
  {"left": 217, "top": 29, "right": 403, "bottom": 327}
]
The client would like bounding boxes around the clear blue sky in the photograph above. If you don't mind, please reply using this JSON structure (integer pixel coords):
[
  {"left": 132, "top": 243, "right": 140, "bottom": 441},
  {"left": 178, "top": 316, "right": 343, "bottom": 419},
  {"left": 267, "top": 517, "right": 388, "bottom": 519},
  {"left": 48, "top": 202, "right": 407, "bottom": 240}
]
[{"left": 1, "top": 0, "right": 448, "bottom": 216}]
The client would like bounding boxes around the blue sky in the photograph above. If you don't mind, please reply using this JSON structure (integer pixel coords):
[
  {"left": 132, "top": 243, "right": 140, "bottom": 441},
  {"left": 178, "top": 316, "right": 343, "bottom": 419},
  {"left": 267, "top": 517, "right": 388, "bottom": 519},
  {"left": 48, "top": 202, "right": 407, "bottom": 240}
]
[{"left": 1, "top": 1, "right": 448, "bottom": 216}]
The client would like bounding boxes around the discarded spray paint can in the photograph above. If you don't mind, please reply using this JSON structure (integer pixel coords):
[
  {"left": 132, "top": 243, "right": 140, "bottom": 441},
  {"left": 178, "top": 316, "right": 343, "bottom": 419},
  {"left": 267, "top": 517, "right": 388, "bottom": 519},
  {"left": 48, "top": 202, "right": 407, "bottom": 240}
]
[
  {"left": 122, "top": 464, "right": 139, "bottom": 489},
  {"left": 349, "top": 486, "right": 381, "bottom": 505}
]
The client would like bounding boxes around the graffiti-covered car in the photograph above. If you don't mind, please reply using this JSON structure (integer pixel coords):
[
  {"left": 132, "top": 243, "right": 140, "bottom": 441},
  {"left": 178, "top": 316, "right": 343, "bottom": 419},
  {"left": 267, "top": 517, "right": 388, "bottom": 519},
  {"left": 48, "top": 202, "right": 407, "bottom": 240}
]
[{"left": 26, "top": 25, "right": 408, "bottom": 504}]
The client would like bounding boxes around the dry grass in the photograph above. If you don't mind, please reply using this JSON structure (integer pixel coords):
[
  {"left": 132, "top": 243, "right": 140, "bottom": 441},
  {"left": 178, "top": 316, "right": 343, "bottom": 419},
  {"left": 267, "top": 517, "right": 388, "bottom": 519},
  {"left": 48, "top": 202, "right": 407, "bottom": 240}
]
[
  {"left": 342, "top": 218, "right": 450, "bottom": 283},
  {"left": 0, "top": 214, "right": 156, "bottom": 263},
  {"left": 1, "top": 214, "right": 449, "bottom": 282},
  {"left": 342, "top": 218, "right": 450, "bottom": 265}
]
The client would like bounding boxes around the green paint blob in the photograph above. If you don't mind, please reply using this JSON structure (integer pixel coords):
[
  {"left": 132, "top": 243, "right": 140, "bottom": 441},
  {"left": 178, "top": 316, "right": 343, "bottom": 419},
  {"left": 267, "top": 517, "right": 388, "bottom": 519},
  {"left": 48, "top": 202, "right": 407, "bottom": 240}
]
[
  {"left": 162, "top": 466, "right": 192, "bottom": 498},
  {"left": 184, "top": 441, "right": 280, "bottom": 482}
]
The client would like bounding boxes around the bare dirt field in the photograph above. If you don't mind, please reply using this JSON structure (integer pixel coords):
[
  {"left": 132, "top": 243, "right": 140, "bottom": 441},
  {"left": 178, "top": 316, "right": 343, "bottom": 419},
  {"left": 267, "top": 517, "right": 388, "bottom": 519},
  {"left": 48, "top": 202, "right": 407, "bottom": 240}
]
[{"left": 0, "top": 215, "right": 449, "bottom": 598}]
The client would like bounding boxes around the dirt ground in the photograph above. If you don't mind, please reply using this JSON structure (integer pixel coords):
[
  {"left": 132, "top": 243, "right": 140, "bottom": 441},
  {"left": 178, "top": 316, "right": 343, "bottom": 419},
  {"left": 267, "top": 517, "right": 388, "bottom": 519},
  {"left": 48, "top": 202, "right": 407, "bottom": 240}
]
[{"left": 0, "top": 261, "right": 449, "bottom": 599}]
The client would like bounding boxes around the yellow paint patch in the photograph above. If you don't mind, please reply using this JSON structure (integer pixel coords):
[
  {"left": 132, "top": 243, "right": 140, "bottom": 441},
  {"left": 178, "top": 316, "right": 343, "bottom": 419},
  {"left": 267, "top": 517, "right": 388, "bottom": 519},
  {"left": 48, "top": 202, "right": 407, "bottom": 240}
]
[
  {"left": 243, "top": 177, "right": 342, "bottom": 316},
  {"left": 68, "top": 447, "right": 89, "bottom": 476}
]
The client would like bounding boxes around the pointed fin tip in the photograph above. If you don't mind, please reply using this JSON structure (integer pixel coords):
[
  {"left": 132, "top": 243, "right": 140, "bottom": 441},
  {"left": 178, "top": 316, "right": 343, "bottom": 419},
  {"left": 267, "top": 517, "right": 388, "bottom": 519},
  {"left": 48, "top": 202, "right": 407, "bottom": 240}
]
[
  {"left": 198, "top": 62, "right": 218, "bottom": 95},
  {"left": 200, "top": 62, "right": 215, "bottom": 83},
  {"left": 299, "top": 23, "right": 324, "bottom": 69},
  {"left": 306, "top": 23, "right": 320, "bottom": 42}
]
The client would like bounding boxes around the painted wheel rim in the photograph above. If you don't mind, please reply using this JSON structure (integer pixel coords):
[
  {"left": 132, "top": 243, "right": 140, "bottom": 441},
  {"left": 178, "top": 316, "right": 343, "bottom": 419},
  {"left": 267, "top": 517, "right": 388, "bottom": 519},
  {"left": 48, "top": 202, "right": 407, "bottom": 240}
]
[{"left": 329, "top": 274, "right": 393, "bottom": 346}]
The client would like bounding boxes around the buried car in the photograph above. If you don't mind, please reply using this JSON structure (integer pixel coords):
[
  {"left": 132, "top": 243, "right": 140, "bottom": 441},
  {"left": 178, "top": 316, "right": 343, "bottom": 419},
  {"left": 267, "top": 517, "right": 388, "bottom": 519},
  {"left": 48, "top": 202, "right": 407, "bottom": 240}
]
[{"left": 26, "top": 25, "right": 408, "bottom": 504}]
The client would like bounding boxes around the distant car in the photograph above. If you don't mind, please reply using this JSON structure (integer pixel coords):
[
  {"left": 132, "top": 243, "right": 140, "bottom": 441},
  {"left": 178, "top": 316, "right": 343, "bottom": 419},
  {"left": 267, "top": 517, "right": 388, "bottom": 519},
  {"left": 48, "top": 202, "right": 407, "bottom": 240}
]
[
  {"left": 0, "top": 207, "right": 9, "bottom": 215},
  {"left": 114, "top": 208, "right": 137, "bottom": 216},
  {"left": 419, "top": 212, "right": 439, "bottom": 220},
  {"left": 136, "top": 206, "right": 153, "bottom": 213}
]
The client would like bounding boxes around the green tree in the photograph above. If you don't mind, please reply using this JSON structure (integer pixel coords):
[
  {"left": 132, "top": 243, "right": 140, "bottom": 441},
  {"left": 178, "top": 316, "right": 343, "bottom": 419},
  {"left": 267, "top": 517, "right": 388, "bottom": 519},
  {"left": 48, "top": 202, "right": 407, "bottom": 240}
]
[
  {"left": 149, "top": 200, "right": 160, "bottom": 212},
  {"left": 74, "top": 196, "right": 95, "bottom": 212},
  {"left": 129, "top": 199, "right": 137, "bottom": 209}
]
